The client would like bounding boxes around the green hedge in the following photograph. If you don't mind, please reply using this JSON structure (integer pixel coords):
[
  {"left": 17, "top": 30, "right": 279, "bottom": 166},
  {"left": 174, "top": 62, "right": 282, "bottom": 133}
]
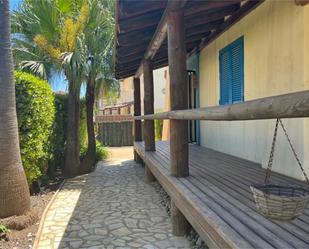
[
  {"left": 15, "top": 71, "right": 55, "bottom": 186},
  {"left": 48, "top": 93, "right": 68, "bottom": 174}
]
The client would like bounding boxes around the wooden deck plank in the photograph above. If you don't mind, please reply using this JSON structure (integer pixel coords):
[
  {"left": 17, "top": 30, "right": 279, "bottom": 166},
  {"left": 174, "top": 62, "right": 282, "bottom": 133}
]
[
  {"left": 134, "top": 143, "right": 251, "bottom": 249},
  {"left": 156, "top": 142, "right": 309, "bottom": 241},
  {"left": 134, "top": 141, "right": 309, "bottom": 249},
  {"left": 155, "top": 143, "right": 309, "bottom": 248}
]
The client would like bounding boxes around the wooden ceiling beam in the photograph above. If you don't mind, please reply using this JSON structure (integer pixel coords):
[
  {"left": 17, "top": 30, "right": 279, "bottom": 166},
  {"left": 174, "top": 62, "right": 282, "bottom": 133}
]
[
  {"left": 118, "top": 35, "right": 152, "bottom": 47},
  {"left": 134, "top": 0, "right": 187, "bottom": 78},
  {"left": 118, "top": 43, "right": 167, "bottom": 60},
  {"left": 118, "top": 10, "right": 164, "bottom": 34},
  {"left": 117, "top": 26, "right": 156, "bottom": 45},
  {"left": 118, "top": 5, "right": 238, "bottom": 47},
  {"left": 198, "top": 0, "right": 264, "bottom": 52},
  {"left": 185, "top": 4, "right": 240, "bottom": 28},
  {"left": 185, "top": 0, "right": 242, "bottom": 16},
  {"left": 118, "top": 0, "right": 166, "bottom": 20},
  {"left": 186, "top": 19, "right": 224, "bottom": 37}
]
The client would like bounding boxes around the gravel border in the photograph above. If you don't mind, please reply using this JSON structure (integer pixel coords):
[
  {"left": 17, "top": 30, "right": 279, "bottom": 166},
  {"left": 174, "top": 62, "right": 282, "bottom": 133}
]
[{"left": 151, "top": 181, "right": 208, "bottom": 249}]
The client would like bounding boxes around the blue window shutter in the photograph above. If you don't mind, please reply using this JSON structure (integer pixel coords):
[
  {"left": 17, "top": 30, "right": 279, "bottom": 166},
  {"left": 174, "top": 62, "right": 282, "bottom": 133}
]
[
  {"left": 219, "top": 37, "right": 244, "bottom": 105},
  {"left": 231, "top": 38, "right": 244, "bottom": 103},
  {"left": 219, "top": 49, "right": 232, "bottom": 105}
]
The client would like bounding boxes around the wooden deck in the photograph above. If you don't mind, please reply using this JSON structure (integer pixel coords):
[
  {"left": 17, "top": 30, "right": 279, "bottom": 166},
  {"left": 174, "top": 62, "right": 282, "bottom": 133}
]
[{"left": 134, "top": 141, "right": 309, "bottom": 249}]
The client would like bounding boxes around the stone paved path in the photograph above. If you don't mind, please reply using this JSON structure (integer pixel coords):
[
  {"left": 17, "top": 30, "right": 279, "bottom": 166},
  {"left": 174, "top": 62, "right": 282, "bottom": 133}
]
[{"left": 35, "top": 147, "right": 192, "bottom": 249}]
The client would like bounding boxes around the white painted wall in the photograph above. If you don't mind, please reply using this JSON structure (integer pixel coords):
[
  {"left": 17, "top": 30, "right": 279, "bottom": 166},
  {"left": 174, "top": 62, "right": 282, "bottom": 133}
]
[
  {"left": 140, "top": 67, "right": 167, "bottom": 114},
  {"left": 199, "top": 0, "right": 309, "bottom": 180}
]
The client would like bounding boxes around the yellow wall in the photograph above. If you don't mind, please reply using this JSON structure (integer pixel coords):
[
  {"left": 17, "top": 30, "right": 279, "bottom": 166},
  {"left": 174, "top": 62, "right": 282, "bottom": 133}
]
[{"left": 199, "top": 0, "right": 309, "bottom": 180}]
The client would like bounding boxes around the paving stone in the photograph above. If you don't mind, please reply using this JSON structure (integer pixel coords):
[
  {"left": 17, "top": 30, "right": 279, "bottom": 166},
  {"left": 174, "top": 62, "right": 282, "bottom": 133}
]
[{"left": 35, "top": 153, "right": 194, "bottom": 248}]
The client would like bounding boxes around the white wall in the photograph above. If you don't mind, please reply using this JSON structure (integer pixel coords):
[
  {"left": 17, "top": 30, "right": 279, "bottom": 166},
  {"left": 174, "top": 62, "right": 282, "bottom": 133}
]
[
  {"left": 199, "top": 0, "right": 309, "bottom": 180},
  {"left": 140, "top": 67, "right": 167, "bottom": 114}
]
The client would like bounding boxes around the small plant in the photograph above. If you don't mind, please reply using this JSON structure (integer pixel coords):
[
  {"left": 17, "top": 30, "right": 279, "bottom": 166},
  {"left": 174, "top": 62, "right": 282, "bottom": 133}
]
[
  {"left": 0, "top": 224, "right": 10, "bottom": 241},
  {"left": 80, "top": 140, "right": 109, "bottom": 162},
  {"left": 0, "top": 224, "right": 9, "bottom": 234}
]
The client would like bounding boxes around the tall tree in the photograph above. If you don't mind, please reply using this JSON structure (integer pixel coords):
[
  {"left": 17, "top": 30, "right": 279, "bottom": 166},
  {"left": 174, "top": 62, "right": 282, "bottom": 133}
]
[
  {"left": 80, "top": 0, "right": 116, "bottom": 173},
  {"left": 12, "top": 0, "right": 89, "bottom": 176},
  {"left": 0, "top": 0, "right": 31, "bottom": 218}
]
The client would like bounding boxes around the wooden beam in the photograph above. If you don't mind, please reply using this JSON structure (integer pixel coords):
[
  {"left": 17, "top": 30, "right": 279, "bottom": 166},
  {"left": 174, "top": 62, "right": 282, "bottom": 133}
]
[
  {"left": 118, "top": 10, "right": 164, "bottom": 34},
  {"left": 168, "top": 6, "right": 189, "bottom": 178},
  {"left": 145, "top": 165, "right": 156, "bottom": 183},
  {"left": 171, "top": 200, "right": 190, "bottom": 236},
  {"left": 135, "top": 90, "right": 309, "bottom": 121},
  {"left": 184, "top": 0, "right": 242, "bottom": 16},
  {"left": 186, "top": 20, "right": 224, "bottom": 37},
  {"left": 119, "top": 0, "right": 166, "bottom": 20},
  {"left": 117, "top": 44, "right": 147, "bottom": 58},
  {"left": 133, "top": 76, "right": 143, "bottom": 164},
  {"left": 133, "top": 77, "right": 142, "bottom": 141},
  {"left": 135, "top": 0, "right": 187, "bottom": 78},
  {"left": 199, "top": 0, "right": 264, "bottom": 51},
  {"left": 185, "top": 4, "right": 240, "bottom": 28},
  {"left": 143, "top": 60, "right": 155, "bottom": 151},
  {"left": 117, "top": 26, "right": 156, "bottom": 46}
]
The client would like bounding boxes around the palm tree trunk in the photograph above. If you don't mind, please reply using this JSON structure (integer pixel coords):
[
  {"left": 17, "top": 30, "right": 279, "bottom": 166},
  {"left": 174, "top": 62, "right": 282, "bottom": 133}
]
[
  {"left": 0, "top": 0, "right": 31, "bottom": 218},
  {"left": 64, "top": 79, "right": 81, "bottom": 177},
  {"left": 80, "top": 77, "right": 96, "bottom": 173}
]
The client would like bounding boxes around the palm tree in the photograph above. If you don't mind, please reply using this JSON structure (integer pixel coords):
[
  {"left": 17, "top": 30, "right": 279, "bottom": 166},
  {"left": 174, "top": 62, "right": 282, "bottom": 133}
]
[
  {"left": 80, "top": 0, "right": 116, "bottom": 173},
  {"left": 0, "top": 0, "right": 31, "bottom": 218},
  {"left": 12, "top": 0, "right": 89, "bottom": 176}
]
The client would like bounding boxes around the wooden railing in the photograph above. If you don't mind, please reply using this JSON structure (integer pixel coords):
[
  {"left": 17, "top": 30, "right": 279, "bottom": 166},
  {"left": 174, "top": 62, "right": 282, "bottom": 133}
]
[{"left": 135, "top": 90, "right": 309, "bottom": 121}]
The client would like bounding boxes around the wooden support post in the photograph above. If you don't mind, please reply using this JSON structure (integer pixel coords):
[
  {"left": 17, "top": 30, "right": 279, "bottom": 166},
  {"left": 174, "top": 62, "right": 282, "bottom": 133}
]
[
  {"left": 133, "top": 77, "right": 143, "bottom": 163},
  {"left": 143, "top": 60, "right": 155, "bottom": 151},
  {"left": 168, "top": 7, "right": 188, "bottom": 177},
  {"left": 145, "top": 164, "right": 155, "bottom": 183},
  {"left": 171, "top": 200, "right": 189, "bottom": 236},
  {"left": 109, "top": 108, "right": 112, "bottom": 115}
]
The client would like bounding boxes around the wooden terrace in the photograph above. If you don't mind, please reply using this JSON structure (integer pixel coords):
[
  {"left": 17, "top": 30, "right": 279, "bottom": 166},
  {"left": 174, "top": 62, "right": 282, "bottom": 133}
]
[
  {"left": 114, "top": 1, "right": 309, "bottom": 248},
  {"left": 135, "top": 141, "right": 309, "bottom": 248}
]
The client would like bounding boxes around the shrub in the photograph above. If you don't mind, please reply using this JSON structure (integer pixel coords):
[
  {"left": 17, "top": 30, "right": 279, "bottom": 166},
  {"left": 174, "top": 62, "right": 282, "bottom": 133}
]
[
  {"left": 80, "top": 140, "right": 109, "bottom": 162},
  {"left": 95, "top": 140, "right": 109, "bottom": 161},
  {"left": 15, "top": 71, "right": 55, "bottom": 186},
  {"left": 154, "top": 109, "right": 164, "bottom": 140},
  {"left": 48, "top": 93, "right": 68, "bottom": 174}
]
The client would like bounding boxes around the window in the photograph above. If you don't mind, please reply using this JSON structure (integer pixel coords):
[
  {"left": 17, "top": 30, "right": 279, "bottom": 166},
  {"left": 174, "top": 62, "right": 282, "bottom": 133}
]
[{"left": 219, "top": 37, "right": 244, "bottom": 105}]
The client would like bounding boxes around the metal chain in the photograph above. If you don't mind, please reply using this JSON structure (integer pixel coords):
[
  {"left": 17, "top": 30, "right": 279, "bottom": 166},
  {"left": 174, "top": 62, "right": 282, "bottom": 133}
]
[
  {"left": 265, "top": 119, "right": 280, "bottom": 184},
  {"left": 278, "top": 119, "right": 309, "bottom": 184},
  {"left": 265, "top": 118, "right": 309, "bottom": 184}
]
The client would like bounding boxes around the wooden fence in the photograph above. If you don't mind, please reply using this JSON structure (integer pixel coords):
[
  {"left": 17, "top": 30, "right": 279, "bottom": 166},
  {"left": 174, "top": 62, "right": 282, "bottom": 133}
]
[{"left": 97, "top": 121, "right": 133, "bottom": 147}]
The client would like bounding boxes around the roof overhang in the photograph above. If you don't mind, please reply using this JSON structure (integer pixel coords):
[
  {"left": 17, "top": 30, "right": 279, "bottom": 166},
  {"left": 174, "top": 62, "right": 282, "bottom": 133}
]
[{"left": 114, "top": 0, "right": 264, "bottom": 79}]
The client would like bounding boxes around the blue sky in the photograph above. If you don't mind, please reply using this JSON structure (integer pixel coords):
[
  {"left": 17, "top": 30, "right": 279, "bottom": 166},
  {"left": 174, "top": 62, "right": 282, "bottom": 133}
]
[
  {"left": 10, "top": 0, "right": 83, "bottom": 94},
  {"left": 10, "top": 0, "right": 21, "bottom": 10}
]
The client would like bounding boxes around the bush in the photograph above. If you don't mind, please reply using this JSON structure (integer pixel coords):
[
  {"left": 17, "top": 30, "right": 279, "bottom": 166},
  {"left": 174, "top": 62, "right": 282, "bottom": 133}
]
[
  {"left": 15, "top": 71, "right": 55, "bottom": 186},
  {"left": 48, "top": 93, "right": 68, "bottom": 174},
  {"left": 80, "top": 140, "right": 109, "bottom": 162},
  {"left": 154, "top": 109, "right": 164, "bottom": 141}
]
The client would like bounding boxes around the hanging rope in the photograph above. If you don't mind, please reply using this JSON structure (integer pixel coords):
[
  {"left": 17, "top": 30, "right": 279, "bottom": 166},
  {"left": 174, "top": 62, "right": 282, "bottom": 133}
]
[{"left": 265, "top": 118, "right": 309, "bottom": 184}]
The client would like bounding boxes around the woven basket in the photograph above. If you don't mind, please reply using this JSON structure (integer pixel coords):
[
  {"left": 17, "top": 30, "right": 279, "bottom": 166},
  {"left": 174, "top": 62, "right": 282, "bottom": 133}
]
[{"left": 250, "top": 184, "right": 309, "bottom": 220}]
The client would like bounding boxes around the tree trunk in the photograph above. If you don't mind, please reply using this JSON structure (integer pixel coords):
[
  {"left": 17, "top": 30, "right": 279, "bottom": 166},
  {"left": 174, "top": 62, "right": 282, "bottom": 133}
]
[
  {"left": 64, "top": 79, "right": 81, "bottom": 177},
  {"left": 0, "top": 0, "right": 31, "bottom": 218},
  {"left": 80, "top": 77, "right": 96, "bottom": 174}
]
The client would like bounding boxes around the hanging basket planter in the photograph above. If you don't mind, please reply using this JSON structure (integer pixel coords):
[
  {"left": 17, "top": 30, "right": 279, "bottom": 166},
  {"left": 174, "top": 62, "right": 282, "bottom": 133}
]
[
  {"left": 251, "top": 119, "right": 309, "bottom": 221},
  {"left": 251, "top": 184, "right": 309, "bottom": 220}
]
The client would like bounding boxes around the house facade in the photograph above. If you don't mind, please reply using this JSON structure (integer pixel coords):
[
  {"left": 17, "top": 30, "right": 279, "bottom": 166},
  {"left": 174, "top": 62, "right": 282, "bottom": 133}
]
[{"left": 194, "top": 0, "right": 309, "bottom": 180}]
